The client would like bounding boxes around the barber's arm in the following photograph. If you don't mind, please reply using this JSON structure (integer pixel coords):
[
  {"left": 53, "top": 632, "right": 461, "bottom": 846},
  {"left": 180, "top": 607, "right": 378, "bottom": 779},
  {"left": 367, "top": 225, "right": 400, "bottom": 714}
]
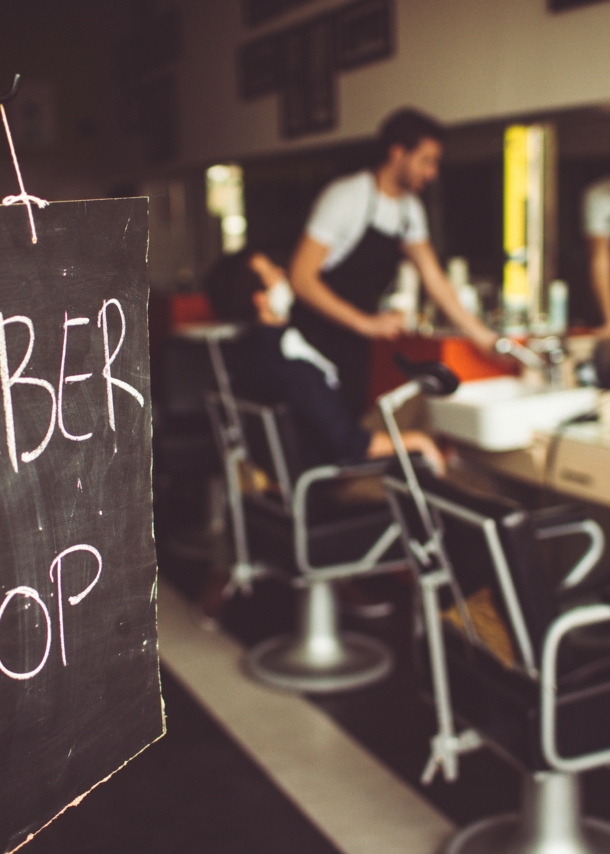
[
  {"left": 290, "top": 235, "right": 405, "bottom": 340},
  {"left": 587, "top": 236, "right": 610, "bottom": 337},
  {"left": 406, "top": 240, "right": 498, "bottom": 352}
]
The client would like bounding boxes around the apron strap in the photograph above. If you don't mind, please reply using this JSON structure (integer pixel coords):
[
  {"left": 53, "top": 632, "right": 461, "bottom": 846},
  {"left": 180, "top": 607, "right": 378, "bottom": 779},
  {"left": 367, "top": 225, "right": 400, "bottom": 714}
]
[{"left": 364, "top": 172, "right": 411, "bottom": 240}]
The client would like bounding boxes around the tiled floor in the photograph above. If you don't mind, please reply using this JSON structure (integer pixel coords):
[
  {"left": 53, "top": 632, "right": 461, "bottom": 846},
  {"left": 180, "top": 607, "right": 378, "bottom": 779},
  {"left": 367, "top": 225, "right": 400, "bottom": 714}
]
[
  {"left": 21, "top": 573, "right": 454, "bottom": 854},
  {"left": 21, "top": 474, "right": 610, "bottom": 854},
  {"left": 154, "top": 511, "right": 610, "bottom": 836},
  {"left": 158, "top": 578, "right": 454, "bottom": 854},
  {"left": 24, "top": 658, "right": 345, "bottom": 854}
]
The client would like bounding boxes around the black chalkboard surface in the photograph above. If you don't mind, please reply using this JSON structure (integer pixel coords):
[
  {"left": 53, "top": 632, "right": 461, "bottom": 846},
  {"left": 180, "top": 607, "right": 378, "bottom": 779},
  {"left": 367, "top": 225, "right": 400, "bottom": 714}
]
[{"left": 0, "top": 198, "right": 164, "bottom": 852}]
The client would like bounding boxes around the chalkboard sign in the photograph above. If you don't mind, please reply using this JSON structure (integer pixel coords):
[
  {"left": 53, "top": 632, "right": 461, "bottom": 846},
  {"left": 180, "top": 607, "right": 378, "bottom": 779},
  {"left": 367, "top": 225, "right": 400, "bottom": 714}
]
[{"left": 0, "top": 198, "right": 164, "bottom": 852}]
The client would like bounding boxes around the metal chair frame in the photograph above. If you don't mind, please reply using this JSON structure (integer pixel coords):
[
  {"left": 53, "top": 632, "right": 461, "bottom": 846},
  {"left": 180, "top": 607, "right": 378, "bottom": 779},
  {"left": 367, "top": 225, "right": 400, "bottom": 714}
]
[
  {"left": 378, "top": 377, "right": 610, "bottom": 854},
  {"left": 200, "top": 323, "right": 409, "bottom": 692}
]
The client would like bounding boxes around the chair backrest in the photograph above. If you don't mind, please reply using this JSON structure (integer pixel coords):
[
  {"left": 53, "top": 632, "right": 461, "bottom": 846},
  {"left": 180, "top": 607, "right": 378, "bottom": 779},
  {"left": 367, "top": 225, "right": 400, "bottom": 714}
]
[
  {"left": 378, "top": 372, "right": 558, "bottom": 671},
  {"left": 151, "top": 336, "right": 215, "bottom": 426},
  {"left": 193, "top": 323, "right": 310, "bottom": 508},
  {"left": 235, "top": 397, "right": 308, "bottom": 506},
  {"left": 151, "top": 336, "right": 222, "bottom": 480},
  {"left": 386, "top": 470, "right": 557, "bottom": 672}
]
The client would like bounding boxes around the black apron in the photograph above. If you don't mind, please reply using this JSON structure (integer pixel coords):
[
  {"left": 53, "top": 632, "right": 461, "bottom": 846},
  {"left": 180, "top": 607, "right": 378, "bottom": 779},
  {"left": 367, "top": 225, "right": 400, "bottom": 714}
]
[{"left": 292, "top": 192, "right": 404, "bottom": 416}]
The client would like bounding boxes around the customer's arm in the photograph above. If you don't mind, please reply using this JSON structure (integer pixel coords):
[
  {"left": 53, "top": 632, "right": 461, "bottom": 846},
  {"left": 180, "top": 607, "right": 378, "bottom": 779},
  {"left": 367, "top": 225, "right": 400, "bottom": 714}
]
[
  {"left": 283, "top": 357, "right": 445, "bottom": 472},
  {"left": 588, "top": 236, "right": 610, "bottom": 336},
  {"left": 290, "top": 235, "right": 405, "bottom": 340},
  {"left": 367, "top": 430, "right": 445, "bottom": 475}
]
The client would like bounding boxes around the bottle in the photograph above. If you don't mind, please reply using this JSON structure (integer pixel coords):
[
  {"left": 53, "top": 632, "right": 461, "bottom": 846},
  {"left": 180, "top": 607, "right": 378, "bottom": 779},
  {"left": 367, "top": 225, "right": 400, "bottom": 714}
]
[
  {"left": 386, "top": 261, "right": 420, "bottom": 330},
  {"left": 447, "top": 257, "right": 469, "bottom": 290},
  {"left": 548, "top": 280, "right": 568, "bottom": 335},
  {"left": 457, "top": 283, "right": 480, "bottom": 316},
  {"left": 447, "top": 257, "right": 480, "bottom": 317}
]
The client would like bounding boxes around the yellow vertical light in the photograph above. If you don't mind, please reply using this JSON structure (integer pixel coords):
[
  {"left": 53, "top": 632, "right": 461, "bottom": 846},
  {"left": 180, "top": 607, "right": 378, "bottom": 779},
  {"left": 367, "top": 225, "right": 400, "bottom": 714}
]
[{"left": 503, "top": 126, "right": 529, "bottom": 314}]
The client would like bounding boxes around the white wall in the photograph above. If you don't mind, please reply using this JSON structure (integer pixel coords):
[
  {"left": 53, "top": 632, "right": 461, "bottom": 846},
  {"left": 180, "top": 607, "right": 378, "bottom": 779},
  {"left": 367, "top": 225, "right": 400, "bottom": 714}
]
[{"left": 171, "top": 0, "right": 610, "bottom": 166}]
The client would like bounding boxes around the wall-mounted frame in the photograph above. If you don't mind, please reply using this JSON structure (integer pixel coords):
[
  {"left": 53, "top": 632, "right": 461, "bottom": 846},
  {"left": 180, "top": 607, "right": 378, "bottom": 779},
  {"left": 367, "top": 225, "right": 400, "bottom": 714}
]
[
  {"left": 236, "top": 0, "right": 393, "bottom": 138},
  {"left": 335, "top": 0, "right": 393, "bottom": 71},
  {"left": 279, "top": 15, "right": 335, "bottom": 138},
  {"left": 238, "top": 34, "right": 279, "bottom": 99},
  {"left": 548, "top": 0, "right": 608, "bottom": 9},
  {"left": 243, "top": 0, "right": 315, "bottom": 28}
]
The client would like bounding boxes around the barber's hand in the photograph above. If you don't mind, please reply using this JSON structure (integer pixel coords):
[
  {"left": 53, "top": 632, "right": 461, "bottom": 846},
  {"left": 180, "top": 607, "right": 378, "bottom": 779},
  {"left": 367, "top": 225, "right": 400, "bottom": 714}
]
[
  {"left": 593, "top": 323, "right": 610, "bottom": 338},
  {"left": 359, "top": 311, "right": 405, "bottom": 340},
  {"left": 469, "top": 325, "right": 500, "bottom": 354}
]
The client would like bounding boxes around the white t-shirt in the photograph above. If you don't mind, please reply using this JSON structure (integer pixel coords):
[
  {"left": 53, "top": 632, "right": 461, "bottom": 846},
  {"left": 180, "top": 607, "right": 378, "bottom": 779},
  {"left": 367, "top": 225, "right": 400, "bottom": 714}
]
[
  {"left": 305, "top": 171, "right": 429, "bottom": 271},
  {"left": 583, "top": 177, "right": 610, "bottom": 237}
]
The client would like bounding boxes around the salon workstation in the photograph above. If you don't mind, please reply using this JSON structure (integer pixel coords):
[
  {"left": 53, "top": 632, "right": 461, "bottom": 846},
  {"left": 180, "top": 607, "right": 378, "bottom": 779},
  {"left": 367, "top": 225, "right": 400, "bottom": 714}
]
[{"left": 9, "top": 2, "right": 610, "bottom": 854}]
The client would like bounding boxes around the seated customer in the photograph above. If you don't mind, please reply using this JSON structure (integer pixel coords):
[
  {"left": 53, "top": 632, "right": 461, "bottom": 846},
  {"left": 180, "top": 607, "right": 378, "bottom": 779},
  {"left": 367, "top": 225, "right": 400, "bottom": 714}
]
[{"left": 205, "top": 248, "right": 444, "bottom": 474}]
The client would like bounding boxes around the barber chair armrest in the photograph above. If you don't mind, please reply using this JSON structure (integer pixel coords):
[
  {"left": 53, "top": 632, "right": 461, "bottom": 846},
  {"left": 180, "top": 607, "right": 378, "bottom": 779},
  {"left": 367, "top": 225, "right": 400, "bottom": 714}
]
[
  {"left": 534, "top": 512, "right": 605, "bottom": 592},
  {"left": 330, "top": 459, "right": 393, "bottom": 480},
  {"left": 292, "top": 462, "right": 404, "bottom": 580},
  {"left": 292, "top": 459, "right": 392, "bottom": 505},
  {"left": 541, "top": 603, "right": 610, "bottom": 773},
  {"left": 531, "top": 505, "right": 589, "bottom": 528}
]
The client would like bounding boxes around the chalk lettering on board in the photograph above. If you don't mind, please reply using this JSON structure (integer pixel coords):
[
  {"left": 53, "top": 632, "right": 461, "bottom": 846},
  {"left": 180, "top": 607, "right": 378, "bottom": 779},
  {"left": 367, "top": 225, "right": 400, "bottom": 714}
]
[
  {"left": 49, "top": 544, "right": 103, "bottom": 667},
  {"left": 97, "top": 299, "right": 144, "bottom": 431},
  {"left": 0, "top": 586, "right": 52, "bottom": 680},
  {"left": 0, "top": 313, "right": 58, "bottom": 472},
  {"left": 58, "top": 314, "right": 93, "bottom": 442}
]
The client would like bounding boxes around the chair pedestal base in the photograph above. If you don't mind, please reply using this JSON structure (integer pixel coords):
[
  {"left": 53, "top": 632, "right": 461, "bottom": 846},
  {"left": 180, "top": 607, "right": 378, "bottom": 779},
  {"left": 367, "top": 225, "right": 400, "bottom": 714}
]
[
  {"left": 245, "top": 580, "right": 393, "bottom": 693},
  {"left": 446, "top": 772, "right": 610, "bottom": 854}
]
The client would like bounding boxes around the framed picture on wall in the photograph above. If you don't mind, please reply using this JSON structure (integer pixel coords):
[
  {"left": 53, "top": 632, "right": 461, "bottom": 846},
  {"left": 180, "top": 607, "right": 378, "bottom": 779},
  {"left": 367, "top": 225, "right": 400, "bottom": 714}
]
[
  {"left": 238, "top": 34, "right": 279, "bottom": 99},
  {"left": 335, "top": 0, "right": 393, "bottom": 71},
  {"left": 548, "top": 0, "right": 608, "bottom": 9},
  {"left": 242, "top": 0, "right": 315, "bottom": 27},
  {"left": 279, "top": 15, "right": 335, "bottom": 138}
]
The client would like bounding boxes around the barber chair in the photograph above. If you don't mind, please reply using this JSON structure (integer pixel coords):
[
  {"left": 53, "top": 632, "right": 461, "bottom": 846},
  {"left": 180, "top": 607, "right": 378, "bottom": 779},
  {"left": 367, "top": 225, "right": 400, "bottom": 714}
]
[
  {"left": 379, "top": 362, "right": 610, "bottom": 853},
  {"left": 151, "top": 335, "right": 217, "bottom": 480},
  {"left": 201, "top": 328, "right": 457, "bottom": 693},
  {"left": 151, "top": 333, "right": 224, "bottom": 550}
]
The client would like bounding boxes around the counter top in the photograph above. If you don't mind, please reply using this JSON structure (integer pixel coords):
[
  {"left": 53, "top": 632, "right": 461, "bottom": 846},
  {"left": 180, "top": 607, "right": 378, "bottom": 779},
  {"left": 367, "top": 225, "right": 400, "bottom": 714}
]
[{"left": 455, "top": 419, "right": 610, "bottom": 506}]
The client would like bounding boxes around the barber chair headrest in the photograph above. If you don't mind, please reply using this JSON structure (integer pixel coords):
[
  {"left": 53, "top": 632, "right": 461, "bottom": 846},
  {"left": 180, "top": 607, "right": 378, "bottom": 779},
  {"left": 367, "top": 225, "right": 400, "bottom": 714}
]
[{"left": 393, "top": 353, "right": 460, "bottom": 396}]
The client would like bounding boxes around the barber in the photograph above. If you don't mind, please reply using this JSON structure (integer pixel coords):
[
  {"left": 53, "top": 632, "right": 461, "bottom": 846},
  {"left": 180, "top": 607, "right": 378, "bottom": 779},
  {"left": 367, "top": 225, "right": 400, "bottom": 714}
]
[
  {"left": 583, "top": 177, "right": 610, "bottom": 337},
  {"left": 289, "top": 107, "right": 498, "bottom": 415}
]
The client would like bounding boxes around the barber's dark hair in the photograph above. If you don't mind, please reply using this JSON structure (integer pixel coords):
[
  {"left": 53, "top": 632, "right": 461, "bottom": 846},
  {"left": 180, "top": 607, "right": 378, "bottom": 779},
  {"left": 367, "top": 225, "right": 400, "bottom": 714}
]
[
  {"left": 377, "top": 108, "right": 445, "bottom": 162},
  {"left": 205, "top": 247, "right": 264, "bottom": 322}
]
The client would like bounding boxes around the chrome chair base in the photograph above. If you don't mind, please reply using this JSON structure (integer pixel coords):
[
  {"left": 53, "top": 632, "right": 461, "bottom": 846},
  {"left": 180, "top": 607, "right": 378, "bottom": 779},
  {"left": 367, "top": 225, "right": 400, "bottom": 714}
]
[
  {"left": 245, "top": 580, "right": 393, "bottom": 693},
  {"left": 446, "top": 772, "right": 610, "bottom": 854},
  {"left": 246, "top": 631, "right": 393, "bottom": 693},
  {"left": 446, "top": 814, "right": 610, "bottom": 854}
]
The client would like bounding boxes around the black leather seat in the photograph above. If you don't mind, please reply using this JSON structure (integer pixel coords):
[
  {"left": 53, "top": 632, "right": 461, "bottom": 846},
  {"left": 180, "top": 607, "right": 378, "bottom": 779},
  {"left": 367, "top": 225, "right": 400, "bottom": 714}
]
[
  {"left": 151, "top": 336, "right": 219, "bottom": 480},
  {"left": 151, "top": 336, "right": 223, "bottom": 552},
  {"left": 384, "top": 467, "right": 610, "bottom": 854}
]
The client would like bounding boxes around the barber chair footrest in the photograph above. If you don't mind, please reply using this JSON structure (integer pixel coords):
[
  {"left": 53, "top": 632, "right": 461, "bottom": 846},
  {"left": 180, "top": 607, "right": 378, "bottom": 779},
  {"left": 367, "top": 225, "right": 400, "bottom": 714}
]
[
  {"left": 445, "top": 813, "right": 610, "bottom": 854},
  {"left": 245, "top": 632, "right": 393, "bottom": 693}
]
